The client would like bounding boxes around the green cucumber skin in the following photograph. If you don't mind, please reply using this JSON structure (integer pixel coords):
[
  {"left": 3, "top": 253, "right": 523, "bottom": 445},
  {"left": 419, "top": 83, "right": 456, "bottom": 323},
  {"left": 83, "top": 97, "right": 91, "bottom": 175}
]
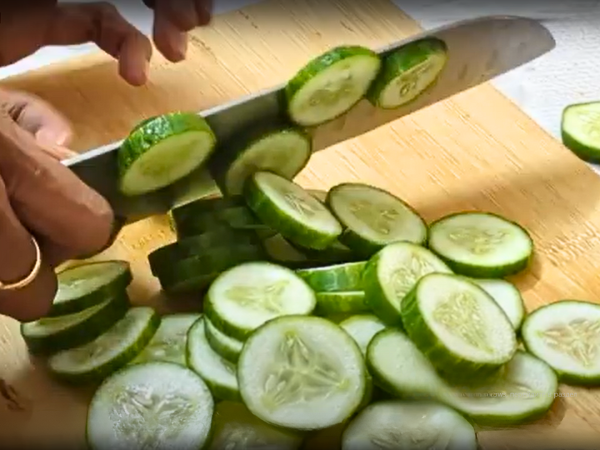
[
  {"left": 366, "top": 38, "right": 447, "bottom": 108},
  {"left": 314, "top": 292, "right": 369, "bottom": 316},
  {"left": 204, "top": 321, "right": 242, "bottom": 364},
  {"left": 561, "top": 103, "right": 600, "bottom": 163},
  {"left": 361, "top": 254, "right": 405, "bottom": 328},
  {"left": 296, "top": 262, "right": 367, "bottom": 292},
  {"left": 203, "top": 293, "right": 251, "bottom": 342},
  {"left": 285, "top": 46, "right": 381, "bottom": 127},
  {"left": 22, "top": 293, "right": 130, "bottom": 356},
  {"left": 173, "top": 206, "right": 272, "bottom": 239},
  {"left": 170, "top": 196, "right": 247, "bottom": 226}
]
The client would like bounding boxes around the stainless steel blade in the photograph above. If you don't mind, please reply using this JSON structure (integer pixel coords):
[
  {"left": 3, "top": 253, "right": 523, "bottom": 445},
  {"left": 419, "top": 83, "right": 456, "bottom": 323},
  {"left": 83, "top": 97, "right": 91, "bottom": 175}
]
[{"left": 64, "top": 15, "right": 555, "bottom": 224}]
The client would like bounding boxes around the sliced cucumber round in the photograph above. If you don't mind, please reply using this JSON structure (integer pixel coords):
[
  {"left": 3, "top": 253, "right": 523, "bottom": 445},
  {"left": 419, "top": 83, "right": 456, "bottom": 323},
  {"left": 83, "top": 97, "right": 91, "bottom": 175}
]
[
  {"left": 186, "top": 316, "right": 241, "bottom": 401},
  {"left": 296, "top": 261, "right": 366, "bottom": 292},
  {"left": 131, "top": 313, "right": 200, "bottom": 366},
  {"left": 362, "top": 242, "right": 451, "bottom": 326},
  {"left": 48, "top": 307, "right": 160, "bottom": 384},
  {"left": 262, "top": 234, "right": 312, "bottom": 267},
  {"left": 471, "top": 278, "right": 525, "bottom": 331},
  {"left": 50, "top": 260, "right": 132, "bottom": 317},
  {"left": 401, "top": 273, "right": 517, "bottom": 380},
  {"left": 245, "top": 171, "right": 343, "bottom": 250},
  {"left": 118, "top": 112, "right": 216, "bottom": 196},
  {"left": 204, "top": 261, "right": 316, "bottom": 340},
  {"left": 238, "top": 315, "right": 367, "bottom": 430},
  {"left": 341, "top": 400, "right": 477, "bottom": 450},
  {"left": 285, "top": 46, "right": 381, "bottom": 127},
  {"left": 204, "top": 316, "right": 244, "bottom": 363},
  {"left": 561, "top": 101, "right": 600, "bottom": 163},
  {"left": 339, "top": 314, "right": 386, "bottom": 355},
  {"left": 86, "top": 361, "right": 214, "bottom": 450},
  {"left": 428, "top": 212, "right": 533, "bottom": 278},
  {"left": 315, "top": 291, "right": 368, "bottom": 315},
  {"left": 367, "top": 38, "right": 448, "bottom": 109},
  {"left": 326, "top": 183, "right": 428, "bottom": 257},
  {"left": 521, "top": 300, "right": 600, "bottom": 385}
]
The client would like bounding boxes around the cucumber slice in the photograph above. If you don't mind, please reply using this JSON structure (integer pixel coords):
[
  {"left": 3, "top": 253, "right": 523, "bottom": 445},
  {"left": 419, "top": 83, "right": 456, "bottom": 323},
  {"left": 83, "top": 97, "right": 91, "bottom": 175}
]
[
  {"left": 204, "top": 261, "right": 316, "bottom": 340},
  {"left": 471, "top": 278, "right": 525, "bottom": 331},
  {"left": 297, "top": 262, "right": 367, "bottom": 292},
  {"left": 561, "top": 101, "right": 600, "bottom": 163},
  {"left": 48, "top": 307, "right": 160, "bottom": 384},
  {"left": 245, "top": 171, "right": 343, "bottom": 250},
  {"left": 362, "top": 242, "right": 452, "bottom": 326},
  {"left": 427, "top": 212, "right": 533, "bottom": 278},
  {"left": 521, "top": 300, "right": 600, "bottom": 385},
  {"left": 21, "top": 293, "right": 129, "bottom": 355},
  {"left": 262, "top": 234, "right": 312, "bottom": 267},
  {"left": 341, "top": 400, "right": 477, "bottom": 450},
  {"left": 186, "top": 316, "right": 241, "bottom": 401},
  {"left": 401, "top": 273, "right": 517, "bottom": 380},
  {"left": 339, "top": 314, "right": 386, "bottom": 355},
  {"left": 285, "top": 46, "right": 381, "bottom": 127},
  {"left": 49, "top": 260, "right": 132, "bottom": 317},
  {"left": 315, "top": 291, "right": 368, "bottom": 315},
  {"left": 131, "top": 313, "right": 200, "bottom": 366},
  {"left": 118, "top": 112, "right": 217, "bottom": 196},
  {"left": 204, "top": 316, "right": 244, "bottom": 363},
  {"left": 238, "top": 315, "right": 367, "bottom": 430},
  {"left": 170, "top": 195, "right": 246, "bottom": 225},
  {"left": 367, "top": 38, "right": 448, "bottom": 109},
  {"left": 326, "top": 183, "right": 428, "bottom": 257},
  {"left": 207, "top": 401, "right": 304, "bottom": 450},
  {"left": 367, "top": 329, "right": 558, "bottom": 426},
  {"left": 86, "top": 361, "right": 214, "bottom": 450}
]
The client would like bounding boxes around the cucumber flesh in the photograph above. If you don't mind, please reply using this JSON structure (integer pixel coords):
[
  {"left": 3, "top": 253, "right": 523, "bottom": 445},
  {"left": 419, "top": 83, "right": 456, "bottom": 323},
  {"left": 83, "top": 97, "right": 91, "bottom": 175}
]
[
  {"left": 204, "top": 316, "right": 244, "bottom": 363},
  {"left": 339, "top": 314, "right": 386, "bottom": 355},
  {"left": 427, "top": 212, "right": 533, "bottom": 278},
  {"left": 341, "top": 400, "right": 477, "bottom": 450},
  {"left": 471, "top": 278, "right": 525, "bottom": 330},
  {"left": 297, "top": 261, "right": 367, "bottom": 292},
  {"left": 237, "top": 315, "right": 367, "bottom": 430},
  {"left": 86, "top": 361, "right": 214, "bottom": 450},
  {"left": 561, "top": 101, "right": 600, "bottom": 163},
  {"left": 521, "top": 300, "right": 600, "bottom": 385}
]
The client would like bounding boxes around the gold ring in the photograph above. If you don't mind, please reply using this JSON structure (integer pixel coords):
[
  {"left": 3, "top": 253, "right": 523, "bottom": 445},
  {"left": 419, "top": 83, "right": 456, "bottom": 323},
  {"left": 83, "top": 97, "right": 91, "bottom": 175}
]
[{"left": 0, "top": 236, "right": 42, "bottom": 291}]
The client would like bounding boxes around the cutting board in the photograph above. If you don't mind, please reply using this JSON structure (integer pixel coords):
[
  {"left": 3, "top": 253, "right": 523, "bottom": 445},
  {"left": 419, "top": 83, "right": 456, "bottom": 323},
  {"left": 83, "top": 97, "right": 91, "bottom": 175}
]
[{"left": 2, "top": 0, "right": 600, "bottom": 447}]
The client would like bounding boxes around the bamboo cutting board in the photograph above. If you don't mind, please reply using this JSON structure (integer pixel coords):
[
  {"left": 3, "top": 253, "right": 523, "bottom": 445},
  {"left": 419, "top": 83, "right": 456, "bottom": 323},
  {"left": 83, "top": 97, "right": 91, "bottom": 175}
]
[{"left": 2, "top": 0, "right": 600, "bottom": 447}]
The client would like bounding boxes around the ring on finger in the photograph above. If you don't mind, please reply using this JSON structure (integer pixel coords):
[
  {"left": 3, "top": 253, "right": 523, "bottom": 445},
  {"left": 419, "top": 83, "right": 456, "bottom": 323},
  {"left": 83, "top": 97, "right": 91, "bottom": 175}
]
[{"left": 0, "top": 236, "right": 42, "bottom": 291}]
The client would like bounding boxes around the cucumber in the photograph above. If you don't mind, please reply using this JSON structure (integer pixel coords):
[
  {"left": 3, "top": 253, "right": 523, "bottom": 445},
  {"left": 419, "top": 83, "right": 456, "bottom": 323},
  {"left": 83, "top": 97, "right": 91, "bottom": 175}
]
[
  {"left": 262, "top": 234, "right": 312, "bottom": 267},
  {"left": 326, "top": 183, "right": 428, "bottom": 257},
  {"left": 170, "top": 195, "right": 246, "bottom": 225},
  {"left": 245, "top": 171, "right": 343, "bottom": 250},
  {"left": 118, "top": 112, "right": 217, "bottom": 196},
  {"left": 315, "top": 291, "right": 369, "bottom": 315},
  {"left": 49, "top": 260, "right": 132, "bottom": 317},
  {"left": 285, "top": 46, "right": 381, "bottom": 127},
  {"left": 401, "top": 273, "right": 517, "bottom": 380},
  {"left": 427, "top": 212, "right": 534, "bottom": 278},
  {"left": 131, "top": 313, "right": 200, "bottom": 366},
  {"left": 207, "top": 400, "right": 304, "bottom": 450},
  {"left": 21, "top": 293, "right": 129, "bottom": 355},
  {"left": 210, "top": 126, "right": 312, "bottom": 196},
  {"left": 297, "top": 262, "right": 367, "bottom": 292},
  {"left": 521, "top": 300, "right": 600, "bottom": 385},
  {"left": 186, "top": 316, "right": 241, "bottom": 401},
  {"left": 362, "top": 242, "right": 452, "bottom": 326},
  {"left": 237, "top": 315, "right": 367, "bottom": 430},
  {"left": 204, "top": 316, "right": 244, "bottom": 363},
  {"left": 341, "top": 400, "right": 477, "bottom": 450},
  {"left": 86, "top": 361, "right": 214, "bottom": 450},
  {"left": 48, "top": 307, "right": 160, "bottom": 384},
  {"left": 471, "top": 278, "right": 525, "bottom": 331},
  {"left": 339, "top": 314, "right": 386, "bottom": 355},
  {"left": 204, "top": 261, "right": 316, "bottom": 340},
  {"left": 367, "top": 329, "right": 558, "bottom": 426},
  {"left": 561, "top": 101, "right": 600, "bottom": 163},
  {"left": 367, "top": 38, "right": 448, "bottom": 109}
]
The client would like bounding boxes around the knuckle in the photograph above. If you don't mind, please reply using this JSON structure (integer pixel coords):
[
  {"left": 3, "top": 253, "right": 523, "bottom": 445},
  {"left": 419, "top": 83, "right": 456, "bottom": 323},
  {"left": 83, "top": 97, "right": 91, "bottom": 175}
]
[{"left": 92, "top": 1, "right": 119, "bottom": 15}]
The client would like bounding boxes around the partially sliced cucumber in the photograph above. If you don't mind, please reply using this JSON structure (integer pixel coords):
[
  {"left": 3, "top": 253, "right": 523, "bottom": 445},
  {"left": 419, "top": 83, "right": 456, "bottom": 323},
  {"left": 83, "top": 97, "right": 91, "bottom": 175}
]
[
  {"left": 48, "top": 307, "right": 160, "bottom": 384},
  {"left": 170, "top": 195, "right": 246, "bottom": 225},
  {"left": 285, "top": 46, "right": 381, "bottom": 127},
  {"left": 521, "top": 300, "right": 600, "bottom": 385},
  {"left": 204, "top": 316, "right": 244, "bottom": 363},
  {"left": 315, "top": 291, "right": 368, "bottom": 315},
  {"left": 561, "top": 101, "right": 600, "bottom": 163},
  {"left": 326, "top": 183, "right": 428, "bottom": 257},
  {"left": 245, "top": 171, "right": 343, "bottom": 250},
  {"left": 367, "top": 329, "right": 558, "bottom": 426},
  {"left": 186, "top": 316, "right": 240, "bottom": 401},
  {"left": 86, "top": 361, "right": 214, "bottom": 450},
  {"left": 341, "top": 400, "right": 477, "bottom": 450},
  {"left": 471, "top": 278, "right": 525, "bottom": 330},
  {"left": 367, "top": 38, "right": 448, "bottom": 109},
  {"left": 362, "top": 242, "right": 451, "bottom": 326},
  {"left": 401, "top": 273, "right": 517, "bottom": 380},
  {"left": 205, "top": 261, "right": 316, "bottom": 340},
  {"left": 428, "top": 212, "right": 533, "bottom": 278},
  {"left": 50, "top": 260, "right": 132, "bottom": 317},
  {"left": 131, "top": 313, "right": 200, "bottom": 366},
  {"left": 238, "top": 315, "right": 367, "bottom": 430},
  {"left": 207, "top": 401, "right": 304, "bottom": 450},
  {"left": 297, "top": 262, "right": 367, "bottom": 292},
  {"left": 339, "top": 314, "right": 386, "bottom": 355}
]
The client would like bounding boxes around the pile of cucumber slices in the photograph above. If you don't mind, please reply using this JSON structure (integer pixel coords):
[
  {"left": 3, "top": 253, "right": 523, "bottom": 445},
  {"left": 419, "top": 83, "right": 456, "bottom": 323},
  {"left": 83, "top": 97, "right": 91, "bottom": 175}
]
[{"left": 18, "top": 41, "right": 600, "bottom": 450}]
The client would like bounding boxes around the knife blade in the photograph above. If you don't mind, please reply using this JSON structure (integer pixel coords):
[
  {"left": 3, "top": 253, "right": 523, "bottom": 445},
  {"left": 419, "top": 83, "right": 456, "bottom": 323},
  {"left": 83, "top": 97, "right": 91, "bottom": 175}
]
[{"left": 64, "top": 15, "right": 555, "bottom": 224}]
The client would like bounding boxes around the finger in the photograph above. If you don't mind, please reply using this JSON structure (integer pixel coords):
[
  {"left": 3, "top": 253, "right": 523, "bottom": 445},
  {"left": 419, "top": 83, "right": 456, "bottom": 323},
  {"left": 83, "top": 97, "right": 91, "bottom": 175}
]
[
  {"left": 153, "top": 8, "right": 188, "bottom": 62},
  {"left": 37, "top": 142, "right": 78, "bottom": 161},
  {"left": 155, "top": 0, "right": 198, "bottom": 32},
  {"left": 195, "top": 0, "right": 213, "bottom": 25}
]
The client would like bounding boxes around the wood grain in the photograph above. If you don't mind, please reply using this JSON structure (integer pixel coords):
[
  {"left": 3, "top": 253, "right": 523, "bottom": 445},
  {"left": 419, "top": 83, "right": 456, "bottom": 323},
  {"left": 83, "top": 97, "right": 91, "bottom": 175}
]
[{"left": 2, "top": 0, "right": 600, "bottom": 447}]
